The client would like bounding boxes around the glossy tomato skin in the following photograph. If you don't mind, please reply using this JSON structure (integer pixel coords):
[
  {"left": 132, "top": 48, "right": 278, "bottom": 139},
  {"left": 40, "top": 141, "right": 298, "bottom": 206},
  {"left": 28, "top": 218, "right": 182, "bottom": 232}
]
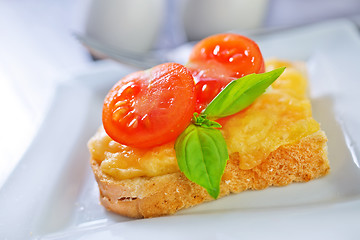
[
  {"left": 187, "top": 33, "right": 265, "bottom": 113},
  {"left": 102, "top": 63, "right": 196, "bottom": 148}
]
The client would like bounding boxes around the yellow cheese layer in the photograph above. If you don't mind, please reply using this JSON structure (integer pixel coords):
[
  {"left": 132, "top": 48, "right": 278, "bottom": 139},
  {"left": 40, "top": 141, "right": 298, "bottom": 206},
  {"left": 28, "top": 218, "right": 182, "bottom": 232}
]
[{"left": 88, "top": 59, "right": 320, "bottom": 180}]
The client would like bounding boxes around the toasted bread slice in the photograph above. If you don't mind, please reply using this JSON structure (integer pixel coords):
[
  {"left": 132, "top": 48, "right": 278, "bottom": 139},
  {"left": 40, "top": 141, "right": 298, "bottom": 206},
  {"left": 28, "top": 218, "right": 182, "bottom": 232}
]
[
  {"left": 88, "top": 60, "right": 330, "bottom": 218},
  {"left": 90, "top": 130, "right": 328, "bottom": 218}
]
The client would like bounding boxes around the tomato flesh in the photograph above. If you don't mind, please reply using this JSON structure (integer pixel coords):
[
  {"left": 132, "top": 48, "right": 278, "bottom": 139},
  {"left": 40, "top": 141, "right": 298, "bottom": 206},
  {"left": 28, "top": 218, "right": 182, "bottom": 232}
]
[
  {"left": 102, "top": 63, "right": 196, "bottom": 148},
  {"left": 187, "top": 33, "right": 265, "bottom": 112}
]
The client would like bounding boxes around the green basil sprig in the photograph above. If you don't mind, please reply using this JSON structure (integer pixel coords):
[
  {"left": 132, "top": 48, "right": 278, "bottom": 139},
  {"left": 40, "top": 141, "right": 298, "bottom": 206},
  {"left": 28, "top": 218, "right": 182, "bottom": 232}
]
[{"left": 175, "top": 68, "right": 285, "bottom": 199}]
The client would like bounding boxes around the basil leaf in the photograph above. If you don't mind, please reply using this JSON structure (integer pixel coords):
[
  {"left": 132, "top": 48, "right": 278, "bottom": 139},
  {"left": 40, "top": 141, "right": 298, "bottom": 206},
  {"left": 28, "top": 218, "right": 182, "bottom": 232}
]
[
  {"left": 204, "top": 67, "right": 285, "bottom": 119},
  {"left": 175, "top": 124, "right": 228, "bottom": 199}
]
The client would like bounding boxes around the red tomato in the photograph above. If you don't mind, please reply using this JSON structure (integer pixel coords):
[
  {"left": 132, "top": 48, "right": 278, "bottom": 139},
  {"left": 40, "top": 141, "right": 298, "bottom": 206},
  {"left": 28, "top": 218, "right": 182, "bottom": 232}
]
[
  {"left": 187, "top": 33, "right": 265, "bottom": 112},
  {"left": 102, "top": 63, "right": 196, "bottom": 148}
]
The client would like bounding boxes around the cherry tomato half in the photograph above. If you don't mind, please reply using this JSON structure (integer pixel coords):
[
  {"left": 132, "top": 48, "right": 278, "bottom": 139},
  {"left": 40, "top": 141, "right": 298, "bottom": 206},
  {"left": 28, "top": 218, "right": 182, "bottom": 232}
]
[
  {"left": 187, "top": 33, "right": 265, "bottom": 112},
  {"left": 102, "top": 63, "right": 196, "bottom": 148}
]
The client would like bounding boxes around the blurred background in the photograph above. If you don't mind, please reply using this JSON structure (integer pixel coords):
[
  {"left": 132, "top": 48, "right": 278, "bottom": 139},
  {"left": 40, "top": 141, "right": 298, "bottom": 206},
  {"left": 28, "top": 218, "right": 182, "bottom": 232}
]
[{"left": 1, "top": 0, "right": 360, "bottom": 186}]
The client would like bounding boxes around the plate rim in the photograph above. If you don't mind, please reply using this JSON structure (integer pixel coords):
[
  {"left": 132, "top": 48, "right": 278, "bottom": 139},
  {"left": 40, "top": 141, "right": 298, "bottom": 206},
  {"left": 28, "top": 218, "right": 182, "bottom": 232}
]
[{"left": 1, "top": 18, "right": 360, "bottom": 239}]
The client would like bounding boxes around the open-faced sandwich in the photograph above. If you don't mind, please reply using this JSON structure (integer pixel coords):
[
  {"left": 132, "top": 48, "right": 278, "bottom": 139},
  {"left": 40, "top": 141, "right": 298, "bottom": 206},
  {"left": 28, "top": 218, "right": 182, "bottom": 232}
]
[{"left": 88, "top": 33, "right": 330, "bottom": 218}]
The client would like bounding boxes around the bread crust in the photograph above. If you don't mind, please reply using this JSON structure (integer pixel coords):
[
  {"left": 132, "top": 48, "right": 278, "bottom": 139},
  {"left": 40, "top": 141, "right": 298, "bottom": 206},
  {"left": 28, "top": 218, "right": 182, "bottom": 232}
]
[{"left": 91, "top": 130, "right": 329, "bottom": 218}]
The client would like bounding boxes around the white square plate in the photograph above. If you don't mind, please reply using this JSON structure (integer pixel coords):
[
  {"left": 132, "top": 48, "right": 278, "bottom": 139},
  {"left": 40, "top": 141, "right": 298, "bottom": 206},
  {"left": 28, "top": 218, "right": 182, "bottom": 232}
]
[{"left": 1, "top": 19, "right": 360, "bottom": 240}]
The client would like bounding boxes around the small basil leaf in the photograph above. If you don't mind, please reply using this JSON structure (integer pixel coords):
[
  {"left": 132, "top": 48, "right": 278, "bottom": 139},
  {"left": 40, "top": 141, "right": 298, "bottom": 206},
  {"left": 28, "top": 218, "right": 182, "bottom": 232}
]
[
  {"left": 175, "top": 124, "right": 228, "bottom": 199},
  {"left": 193, "top": 113, "right": 222, "bottom": 129},
  {"left": 204, "top": 67, "right": 285, "bottom": 119},
  {"left": 200, "top": 119, "right": 222, "bottom": 129}
]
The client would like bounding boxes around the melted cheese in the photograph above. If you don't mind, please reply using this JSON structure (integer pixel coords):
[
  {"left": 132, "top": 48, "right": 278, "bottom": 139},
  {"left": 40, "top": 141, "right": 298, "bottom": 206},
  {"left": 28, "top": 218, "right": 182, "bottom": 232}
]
[{"left": 88, "top": 60, "right": 320, "bottom": 180}]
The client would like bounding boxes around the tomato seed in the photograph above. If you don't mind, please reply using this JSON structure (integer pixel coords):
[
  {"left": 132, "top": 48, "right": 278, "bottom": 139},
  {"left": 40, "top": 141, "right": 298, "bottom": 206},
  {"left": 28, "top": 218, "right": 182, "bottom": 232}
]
[
  {"left": 124, "top": 84, "right": 140, "bottom": 96},
  {"left": 141, "top": 114, "right": 151, "bottom": 129},
  {"left": 127, "top": 117, "right": 139, "bottom": 128},
  {"left": 114, "top": 100, "right": 127, "bottom": 108},
  {"left": 112, "top": 107, "right": 128, "bottom": 121}
]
